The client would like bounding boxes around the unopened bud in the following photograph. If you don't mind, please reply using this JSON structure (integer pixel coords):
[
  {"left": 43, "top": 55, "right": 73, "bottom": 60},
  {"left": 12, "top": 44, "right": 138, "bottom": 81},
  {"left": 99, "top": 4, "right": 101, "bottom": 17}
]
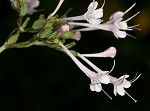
[{"left": 71, "top": 31, "right": 81, "bottom": 41}]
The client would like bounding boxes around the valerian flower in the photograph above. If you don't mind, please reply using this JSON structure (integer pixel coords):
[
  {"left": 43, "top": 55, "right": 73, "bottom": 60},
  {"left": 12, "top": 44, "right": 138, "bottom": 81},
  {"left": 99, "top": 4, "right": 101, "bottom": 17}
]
[
  {"left": 68, "top": 3, "right": 140, "bottom": 39},
  {"left": 109, "top": 72, "right": 141, "bottom": 103},
  {"left": 104, "top": 3, "right": 140, "bottom": 38},
  {"left": 10, "top": 0, "right": 40, "bottom": 15},
  {"left": 63, "top": 0, "right": 105, "bottom": 24},
  {"left": 59, "top": 42, "right": 115, "bottom": 99}
]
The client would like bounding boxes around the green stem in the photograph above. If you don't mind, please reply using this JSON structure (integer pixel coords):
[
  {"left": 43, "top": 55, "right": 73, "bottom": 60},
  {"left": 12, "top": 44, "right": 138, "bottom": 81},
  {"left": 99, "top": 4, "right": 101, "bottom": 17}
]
[{"left": 0, "top": 45, "right": 6, "bottom": 53}]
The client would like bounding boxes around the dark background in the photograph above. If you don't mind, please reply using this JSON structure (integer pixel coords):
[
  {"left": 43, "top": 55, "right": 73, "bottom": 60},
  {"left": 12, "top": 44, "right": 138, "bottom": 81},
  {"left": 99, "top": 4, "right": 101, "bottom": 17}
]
[{"left": 0, "top": 0, "right": 150, "bottom": 111}]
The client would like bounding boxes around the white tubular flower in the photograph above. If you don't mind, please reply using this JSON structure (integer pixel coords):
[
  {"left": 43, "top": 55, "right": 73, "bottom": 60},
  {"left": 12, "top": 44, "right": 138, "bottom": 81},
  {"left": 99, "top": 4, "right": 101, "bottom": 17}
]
[
  {"left": 105, "top": 3, "right": 140, "bottom": 38},
  {"left": 81, "top": 47, "right": 117, "bottom": 58},
  {"left": 84, "top": 0, "right": 105, "bottom": 24},
  {"left": 68, "top": 3, "right": 140, "bottom": 39},
  {"left": 10, "top": 0, "right": 40, "bottom": 15},
  {"left": 63, "top": 0, "right": 105, "bottom": 24},
  {"left": 109, "top": 72, "right": 142, "bottom": 103},
  {"left": 59, "top": 42, "right": 99, "bottom": 79},
  {"left": 59, "top": 42, "right": 113, "bottom": 99}
]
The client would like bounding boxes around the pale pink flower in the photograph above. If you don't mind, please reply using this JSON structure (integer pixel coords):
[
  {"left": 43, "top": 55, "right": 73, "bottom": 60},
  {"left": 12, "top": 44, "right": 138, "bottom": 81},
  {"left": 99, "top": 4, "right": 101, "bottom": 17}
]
[
  {"left": 59, "top": 42, "right": 114, "bottom": 99},
  {"left": 109, "top": 72, "right": 141, "bottom": 102},
  {"left": 68, "top": 3, "right": 140, "bottom": 39},
  {"left": 63, "top": 0, "right": 105, "bottom": 24}
]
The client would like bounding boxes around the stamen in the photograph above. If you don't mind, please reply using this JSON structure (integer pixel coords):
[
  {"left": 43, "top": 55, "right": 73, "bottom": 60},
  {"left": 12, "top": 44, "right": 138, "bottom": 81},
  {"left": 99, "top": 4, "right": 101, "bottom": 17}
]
[
  {"left": 102, "top": 89, "right": 112, "bottom": 100},
  {"left": 106, "top": 60, "right": 116, "bottom": 75},
  {"left": 128, "top": 24, "right": 141, "bottom": 30},
  {"left": 125, "top": 91, "right": 137, "bottom": 103},
  {"left": 128, "top": 24, "right": 140, "bottom": 28},
  {"left": 101, "top": 0, "right": 105, "bottom": 9},
  {"left": 132, "top": 27, "right": 141, "bottom": 30},
  {"left": 48, "top": 0, "right": 64, "bottom": 18},
  {"left": 124, "top": 12, "right": 140, "bottom": 22},
  {"left": 126, "top": 33, "right": 137, "bottom": 39},
  {"left": 124, "top": 3, "right": 136, "bottom": 14},
  {"left": 130, "top": 71, "right": 139, "bottom": 82},
  {"left": 130, "top": 73, "right": 142, "bottom": 83}
]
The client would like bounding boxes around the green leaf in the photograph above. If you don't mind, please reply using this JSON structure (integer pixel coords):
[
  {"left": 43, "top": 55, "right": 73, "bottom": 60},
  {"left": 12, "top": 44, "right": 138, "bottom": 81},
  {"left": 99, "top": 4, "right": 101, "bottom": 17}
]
[
  {"left": 7, "top": 33, "right": 19, "bottom": 44},
  {"left": 32, "top": 15, "right": 46, "bottom": 30}
]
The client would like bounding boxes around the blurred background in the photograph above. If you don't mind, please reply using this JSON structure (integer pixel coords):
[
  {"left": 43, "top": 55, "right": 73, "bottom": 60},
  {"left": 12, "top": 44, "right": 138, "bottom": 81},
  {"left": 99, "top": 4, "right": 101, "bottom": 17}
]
[{"left": 0, "top": 0, "right": 150, "bottom": 111}]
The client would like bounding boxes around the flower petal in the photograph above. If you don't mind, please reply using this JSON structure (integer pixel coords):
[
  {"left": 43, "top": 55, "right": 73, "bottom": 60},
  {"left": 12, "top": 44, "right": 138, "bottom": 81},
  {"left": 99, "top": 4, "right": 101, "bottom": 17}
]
[
  {"left": 93, "top": 8, "right": 103, "bottom": 18},
  {"left": 123, "top": 81, "right": 131, "bottom": 88},
  {"left": 90, "top": 84, "right": 95, "bottom": 91},
  {"left": 113, "top": 30, "right": 127, "bottom": 38},
  {"left": 109, "top": 11, "right": 124, "bottom": 21},
  {"left": 90, "top": 80, "right": 102, "bottom": 92},
  {"left": 116, "top": 86, "right": 125, "bottom": 96},
  {"left": 119, "top": 75, "right": 129, "bottom": 79},
  {"left": 114, "top": 21, "right": 128, "bottom": 29},
  {"left": 99, "top": 74, "right": 110, "bottom": 84},
  {"left": 88, "top": 1, "right": 98, "bottom": 11},
  {"left": 94, "top": 83, "right": 102, "bottom": 92}
]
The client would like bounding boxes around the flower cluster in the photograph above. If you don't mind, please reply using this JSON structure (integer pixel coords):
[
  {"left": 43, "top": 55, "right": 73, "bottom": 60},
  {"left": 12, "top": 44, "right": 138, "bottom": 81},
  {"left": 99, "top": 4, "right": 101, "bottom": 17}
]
[
  {"left": 0, "top": 0, "right": 141, "bottom": 102},
  {"left": 66, "top": 1, "right": 140, "bottom": 39},
  {"left": 61, "top": 0, "right": 141, "bottom": 102}
]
